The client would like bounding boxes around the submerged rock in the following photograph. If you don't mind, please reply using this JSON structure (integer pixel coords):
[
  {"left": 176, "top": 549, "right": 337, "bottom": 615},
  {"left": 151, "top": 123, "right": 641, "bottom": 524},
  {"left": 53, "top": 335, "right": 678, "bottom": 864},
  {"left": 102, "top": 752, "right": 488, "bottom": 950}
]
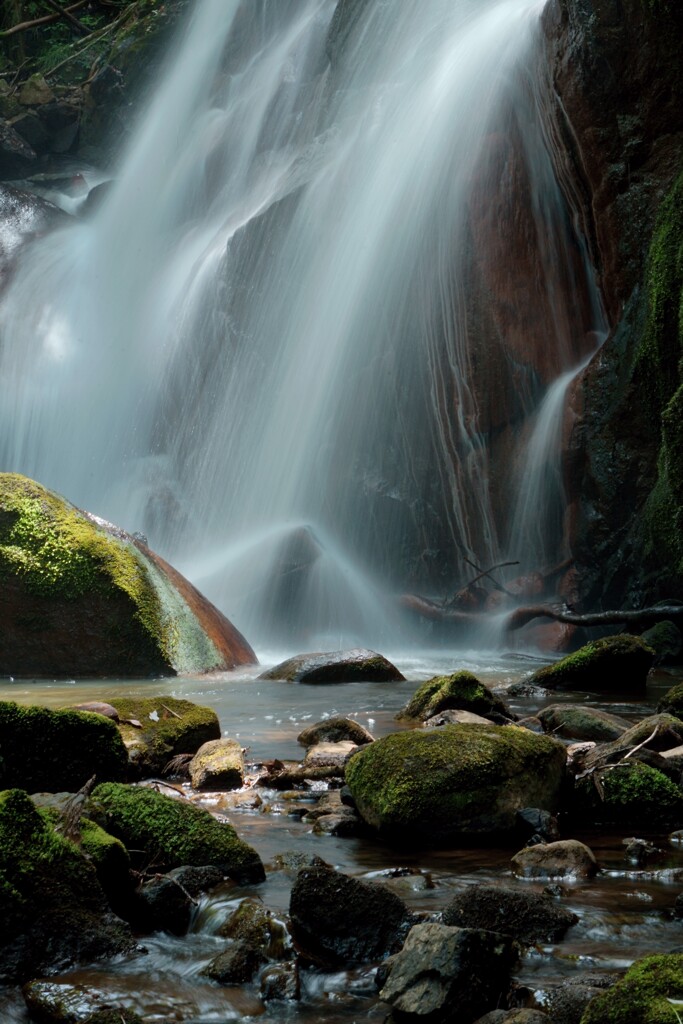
[
  {"left": 259, "top": 647, "right": 404, "bottom": 683},
  {"left": 92, "top": 781, "right": 265, "bottom": 884},
  {"left": 379, "top": 921, "right": 517, "bottom": 1024},
  {"left": 0, "top": 473, "right": 256, "bottom": 677},
  {"left": 442, "top": 884, "right": 578, "bottom": 945},
  {"left": 345, "top": 724, "right": 566, "bottom": 839},
  {"left": 289, "top": 864, "right": 415, "bottom": 966},
  {"left": 397, "top": 670, "right": 513, "bottom": 723},
  {"left": 528, "top": 635, "right": 654, "bottom": 691}
]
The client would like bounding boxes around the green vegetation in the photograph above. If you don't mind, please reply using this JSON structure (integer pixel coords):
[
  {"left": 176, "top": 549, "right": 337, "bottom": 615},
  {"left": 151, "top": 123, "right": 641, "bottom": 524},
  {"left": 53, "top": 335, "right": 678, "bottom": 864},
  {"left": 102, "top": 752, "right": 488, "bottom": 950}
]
[
  {"left": 529, "top": 634, "right": 655, "bottom": 690},
  {"left": 109, "top": 695, "right": 220, "bottom": 777},
  {"left": 92, "top": 782, "right": 265, "bottom": 883},
  {"left": 397, "top": 669, "right": 509, "bottom": 722},
  {"left": 573, "top": 761, "right": 683, "bottom": 828},
  {"left": 0, "top": 700, "right": 128, "bottom": 792},
  {"left": 581, "top": 953, "right": 683, "bottom": 1023},
  {"left": 658, "top": 680, "right": 683, "bottom": 716},
  {"left": 345, "top": 723, "right": 566, "bottom": 839}
]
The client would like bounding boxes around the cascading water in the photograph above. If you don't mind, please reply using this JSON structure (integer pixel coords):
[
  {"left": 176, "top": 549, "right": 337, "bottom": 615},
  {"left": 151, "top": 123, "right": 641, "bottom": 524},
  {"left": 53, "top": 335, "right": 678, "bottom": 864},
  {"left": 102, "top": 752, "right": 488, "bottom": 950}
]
[{"left": 0, "top": 0, "right": 606, "bottom": 648}]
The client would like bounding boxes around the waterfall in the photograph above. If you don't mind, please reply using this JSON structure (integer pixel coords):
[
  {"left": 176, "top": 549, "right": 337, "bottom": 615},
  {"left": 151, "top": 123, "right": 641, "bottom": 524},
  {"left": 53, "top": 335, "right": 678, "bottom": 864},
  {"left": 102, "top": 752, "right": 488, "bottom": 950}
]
[{"left": 0, "top": 0, "right": 605, "bottom": 647}]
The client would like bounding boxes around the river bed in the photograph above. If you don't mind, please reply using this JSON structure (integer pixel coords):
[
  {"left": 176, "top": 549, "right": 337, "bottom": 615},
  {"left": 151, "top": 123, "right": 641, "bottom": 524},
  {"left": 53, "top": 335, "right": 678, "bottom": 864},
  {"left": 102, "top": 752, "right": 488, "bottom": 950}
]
[{"left": 1, "top": 647, "right": 681, "bottom": 1023}]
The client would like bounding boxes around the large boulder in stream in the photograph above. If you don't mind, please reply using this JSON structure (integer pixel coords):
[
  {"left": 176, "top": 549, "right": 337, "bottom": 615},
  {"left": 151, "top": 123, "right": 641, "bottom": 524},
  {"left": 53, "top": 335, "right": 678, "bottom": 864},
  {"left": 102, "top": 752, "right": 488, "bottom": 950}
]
[
  {"left": 528, "top": 635, "right": 655, "bottom": 692},
  {"left": 0, "top": 788, "right": 135, "bottom": 983},
  {"left": 259, "top": 647, "right": 404, "bottom": 683},
  {"left": 397, "top": 670, "right": 513, "bottom": 723},
  {"left": 345, "top": 724, "right": 566, "bottom": 840},
  {"left": 0, "top": 474, "right": 256, "bottom": 676}
]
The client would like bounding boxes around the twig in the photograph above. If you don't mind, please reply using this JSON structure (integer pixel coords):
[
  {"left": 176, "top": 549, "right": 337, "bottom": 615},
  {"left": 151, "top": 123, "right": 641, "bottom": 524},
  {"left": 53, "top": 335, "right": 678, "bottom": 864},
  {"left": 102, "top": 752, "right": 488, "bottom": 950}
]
[
  {"left": 160, "top": 703, "right": 182, "bottom": 720},
  {"left": 464, "top": 557, "right": 517, "bottom": 597}
]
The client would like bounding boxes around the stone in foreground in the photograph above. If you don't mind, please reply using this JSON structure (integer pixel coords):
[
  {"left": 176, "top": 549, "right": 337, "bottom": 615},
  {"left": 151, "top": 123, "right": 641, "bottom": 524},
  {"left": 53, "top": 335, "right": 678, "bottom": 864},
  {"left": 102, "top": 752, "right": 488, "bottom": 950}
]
[
  {"left": 259, "top": 647, "right": 404, "bottom": 682},
  {"left": 345, "top": 724, "right": 566, "bottom": 839},
  {"left": 379, "top": 921, "right": 516, "bottom": 1023},
  {"left": 580, "top": 953, "right": 683, "bottom": 1024},
  {"left": 0, "top": 473, "right": 256, "bottom": 676},
  {"left": 189, "top": 738, "right": 245, "bottom": 791}
]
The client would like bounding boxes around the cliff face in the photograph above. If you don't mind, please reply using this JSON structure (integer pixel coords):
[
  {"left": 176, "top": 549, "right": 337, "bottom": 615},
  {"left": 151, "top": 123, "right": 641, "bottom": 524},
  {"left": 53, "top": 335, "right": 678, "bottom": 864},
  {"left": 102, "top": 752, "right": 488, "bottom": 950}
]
[{"left": 543, "top": 0, "right": 683, "bottom": 608}]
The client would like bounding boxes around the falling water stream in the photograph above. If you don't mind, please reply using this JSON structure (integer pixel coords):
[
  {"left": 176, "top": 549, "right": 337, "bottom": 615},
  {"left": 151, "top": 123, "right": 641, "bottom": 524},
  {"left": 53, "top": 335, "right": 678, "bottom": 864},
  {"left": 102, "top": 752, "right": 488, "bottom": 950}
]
[{"left": 0, "top": 0, "right": 606, "bottom": 648}]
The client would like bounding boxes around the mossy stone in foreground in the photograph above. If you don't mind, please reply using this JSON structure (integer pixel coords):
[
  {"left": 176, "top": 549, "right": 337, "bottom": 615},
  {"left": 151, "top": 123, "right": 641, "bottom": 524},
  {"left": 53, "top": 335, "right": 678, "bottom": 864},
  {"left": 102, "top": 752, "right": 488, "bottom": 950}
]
[
  {"left": 104, "top": 696, "right": 220, "bottom": 778},
  {"left": 580, "top": 953, "right": 683, "bottom": 1023},
  {"left": 529, "top": 635, "right": 654, "bottom": 691},
  {"left": 658, "top": 681, "right": 683, "bottom": 717},
  {"left": 345, "top": 724, "right": 566, "bottom": 839},
  {"left": 0, "top": 701, "right": 128, "bottom": 792},
  {"left": 0, "top": 473, "right": 255, "bottom": 676},
  {"left": 572, "top": 761, "right": 683, "bottom": 829},
  {"left": 397, "top": 670, "right": 511, "bottom": 722},
  {"left": 92, "top": 782, "right": 265, "bottom": 884}
]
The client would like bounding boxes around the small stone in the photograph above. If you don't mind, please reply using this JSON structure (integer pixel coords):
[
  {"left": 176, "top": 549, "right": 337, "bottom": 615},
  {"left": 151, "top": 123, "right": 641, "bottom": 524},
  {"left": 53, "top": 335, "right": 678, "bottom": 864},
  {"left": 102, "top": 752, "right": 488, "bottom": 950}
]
[
  {"left": 189, "top": 738, "right": 245, "bottom": 791},
  {"left": 18, "top": 75, "right": 54, "bottom": 106},
  {"left": 511, "top": 839, "right": 598, "bottom": 879}
]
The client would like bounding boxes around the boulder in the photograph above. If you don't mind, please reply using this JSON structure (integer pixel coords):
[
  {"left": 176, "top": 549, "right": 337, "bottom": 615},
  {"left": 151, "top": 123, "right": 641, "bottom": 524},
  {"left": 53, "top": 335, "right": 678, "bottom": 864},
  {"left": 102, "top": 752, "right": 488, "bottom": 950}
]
[
  {"left": 641, "top": 620, "right": 682, "bottom": 664},
  {"left": 219, "top": 897, "right": 290, "bottom": 961},
  {"left": 0, "top": 185, "right": 67, "bottom": 280},
  {"left": 297, "top": 715, "right": 375, "bottom": 746},
  {"left": 259, "top": 647, "right": 404, "bottom": 682},
  {"left": 345, "top": 724, "right": 566, "bottom": 839},
  {"left": 0, "top": 123, "right": 36, "bottom": 179},
  {"left": 201, "top": 939, "right": 265, "bottom": 984},
  {"left": 541, "top": 973, "right": 619, "bottom": 1024},
  {"left": 91, "top": 782, "right": 265, "bottom": 884},
  {"left": 189, "top": 738, "right": 245, "bottom": 791},
  {"left": 442, "top": 884, "right": 578, "bottom": 945},
  {"left": 528, "top": 635, "right": 655, "bottom": 691},
  {"left": 18, "top": 75, "right": 54, "bottom": 106},
  {"left": 474, "top": 1012, "right": 550, "bottom": 1024},
  {"left": 379, "top": 921, "right": 517, "bottom": 1023},
  {"left": 135, "top": 873, "right": 194, "bottom": 935},
  {"left": 511, "top": 839, "right": 598, "bottom": 880},
  {"left": 397, "top": 670, "right": 513, "bottom": 723},
  {"left": 303, "top": 740, "right": 358, "bottom": 769},
  {"left": 658, "top": 681, "right": 683, "bottom": 718},
  {"left": 426, "top": 709, "right": 494, "bottom": 728},
  {"left": 23, "top": 982, "right": 143, "bottom": 1024},
  {"left": 0, "top": 789, "right": 135, "bottom": 983},
  {"left": 537, "top": 704, "right": 629, "bottom": 741},
  {"left": 571, "top": 760, "right": 683, "bottom": 829},
  {"left": 0, "top": 474, "right": 256, "bottom": 677},
  {"left": 0, "top": 701, "right": 128, "bottom": 792},
  {"left": 289, "top": 864, "right": 415, "bottom": 966},
  {"left": 580, "top": 953, "right": 683, "bottom": 1024}
]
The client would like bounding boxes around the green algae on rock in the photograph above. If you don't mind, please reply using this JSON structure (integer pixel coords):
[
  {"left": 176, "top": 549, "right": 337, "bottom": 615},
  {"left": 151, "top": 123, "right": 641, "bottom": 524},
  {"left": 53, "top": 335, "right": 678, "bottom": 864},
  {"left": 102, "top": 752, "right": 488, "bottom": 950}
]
[
  {"left": 580, "top": 953, "right": 683, "bottom": 1024},
  {"left": 572, "top": 760, "right": 683, "bottom": 829},
  {"left": 0, "top": 701, "right": 128, "bottom": 792},
  {"left": 345, "top": 723, "right": 566, "bottom": 839},
  {"left": 92, "top": 782, "right": 265, "bottom": 884},
  {"left": 397, "top": 670, "right": 512, "bottom": 723},
  {"left": 658, "top": 681, "right": 683, "bottom": 717},
  {"left": 0, "top": 788, "right": 134, "bottom": 983},
  {"left": 528, "top": 635, "right": 655, "bottom": 691},
  {"left": 0, "top": 473, "right": 255, "bottom": 676}
]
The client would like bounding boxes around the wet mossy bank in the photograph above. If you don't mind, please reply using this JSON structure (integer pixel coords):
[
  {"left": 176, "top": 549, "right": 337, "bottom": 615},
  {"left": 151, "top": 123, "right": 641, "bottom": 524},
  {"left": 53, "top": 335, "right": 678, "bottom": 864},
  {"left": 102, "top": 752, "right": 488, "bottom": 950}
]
[{"left": 0, "top": 473, "right": 255, "bottom": 676}]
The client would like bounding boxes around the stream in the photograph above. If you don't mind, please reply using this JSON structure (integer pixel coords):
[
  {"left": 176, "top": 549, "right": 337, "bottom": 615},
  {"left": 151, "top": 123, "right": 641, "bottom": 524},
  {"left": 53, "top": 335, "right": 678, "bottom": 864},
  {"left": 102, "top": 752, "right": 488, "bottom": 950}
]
[{"left": 1, "top": 648, "right": 681, "bottom": 1023}]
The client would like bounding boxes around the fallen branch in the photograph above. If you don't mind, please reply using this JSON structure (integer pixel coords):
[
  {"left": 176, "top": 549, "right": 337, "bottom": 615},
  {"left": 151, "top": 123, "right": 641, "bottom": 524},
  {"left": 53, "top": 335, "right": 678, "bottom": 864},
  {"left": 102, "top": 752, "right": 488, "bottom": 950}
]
[
  {"left": 505, "top": 604, "right": 683, "bottom": 632},
  {"left": 41, "top": 0, "right": 91, "bottom": 35},
  {"left": 0, "top": 1, "right": 88, "bottom": 38},
  {"left": 257, "top": 764, "right": 343, "bottom": 789}
]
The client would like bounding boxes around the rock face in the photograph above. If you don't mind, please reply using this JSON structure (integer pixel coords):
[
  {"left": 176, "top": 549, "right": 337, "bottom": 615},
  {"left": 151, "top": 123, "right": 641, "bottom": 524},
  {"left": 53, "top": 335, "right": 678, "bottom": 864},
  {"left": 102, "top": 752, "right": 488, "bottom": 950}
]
[
  {"left": 345, "top": 724, "right": 566, "bottom": 839},
  {"left": 0, "top": 474, "right": 256, "bottom": 676},
  {"left": 542, "top": 0, "right": 683, "bottom": 609},
  {"left": 259, "top": 648, "right": 404, "bottom": 683},
  {"left": 379, "top": 922, "right": 516, "bottom": 1024}
]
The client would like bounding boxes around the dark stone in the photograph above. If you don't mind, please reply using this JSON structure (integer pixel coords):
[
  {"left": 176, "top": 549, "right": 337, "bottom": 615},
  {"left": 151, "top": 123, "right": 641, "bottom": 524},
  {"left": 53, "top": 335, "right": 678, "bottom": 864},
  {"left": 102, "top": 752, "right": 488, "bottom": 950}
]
[
  {"left": 0, "top": 120, "right": 37, "bottom": 179},
  {"left": 289, "top": 865, "right": 415, "bottom": 966},
  {"left": 23, "top": 981, "right": 143, "bottom": 1024},
  {"left": 136, "top": 873, "right": 194, "bottom": 935},
  {"left": 542, "top": 972, "right": 620, "bottom": 1024},
  {"left": 259, "top": 647, "right": 404, "bottom": 683},
  {"left": 442, "top": 884, "right": 578, "bottom": 945},
  {"left": 201, "top": 938, "right": 265, "bottom": 984},
  {"left": 297, "top": 715, "right": 375, "bottom": 746},
  {"left": 515, "top": 807, "right": 561, "bottom": 844}
]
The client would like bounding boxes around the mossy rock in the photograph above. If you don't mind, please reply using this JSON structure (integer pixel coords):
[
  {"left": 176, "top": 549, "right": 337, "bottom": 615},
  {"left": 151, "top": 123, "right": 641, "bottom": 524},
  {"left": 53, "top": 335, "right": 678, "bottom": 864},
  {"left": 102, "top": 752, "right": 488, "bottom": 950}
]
[
  {"left": 537, "top": 704, "right": 629, "bottom": 741},
  {"left": 580, "top": 953, "right": 683, "bottom": 1023},
  {"left": 397, "top": 670, "right": 512, "bottom": 723},
  {"left": 23, "top": 980, "right": 144, "bottom": 1024},
  {"left": 658, "top": 681, "right": 683, "bottom": 717},
  {"left": 0, "top": 788, "right": 133, "bottom": 983},
  {"left": 345, "top": 724, "right": 566, "bottom": 840},
  {"left": 92, "top": 782, "right": 265, "bottom": 884},
  {"left": 572, "top": 761, "right": 683, "bottom": 829},
  {"left": 528, "top": 635, "right": 655, "bottom": 691},
  {"left": 0, "top": 701, "right": 128, "bottom": 792},
  {"left": 101, "top": 696, "right": 221, "bottom": 778},
  {"left": 0, "top": 473, "right": 255, "bottom": 677},
  {"left": 641, "top": 619, "right": 682, "bottom": 664}
]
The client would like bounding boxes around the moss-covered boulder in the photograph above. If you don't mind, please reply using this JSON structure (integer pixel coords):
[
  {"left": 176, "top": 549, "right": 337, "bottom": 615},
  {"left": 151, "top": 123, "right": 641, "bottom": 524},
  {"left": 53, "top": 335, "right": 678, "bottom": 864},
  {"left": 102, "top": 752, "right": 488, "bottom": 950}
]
[
  {"left": 259, "top": 647, "right": 404, "bottom": 683},
  {"left": 537, "top": 704, "right": 629, "bottom": 742},
  {"left": 580, "top": 953, "right": 683, "bottom": 1024},
  {"left": 91, "top": 696, "right": 221, "bottom": 779},
  {"left": 658, "top": 681, "right": 683, "bottom": 718},
  {"left": 92, "top": 782, "right": 265, "bottom": 884},
  {"left": 0, "top": 788, "right": 134, "bottom": 983},
  {"left": 345, "top": 724, "right": 566, "bottom": 840},
  {"left": 0, "top": 473, "right": 256, "bottom": 677},
  {"left": 397, "top": 670, "right": 513, "bottom": 723},
  {"left": 528, "top": 635, "right": 655, "bottom": 692},
  {"left": 641, "top": 620, "right": 682, "bottom": 664},
  {"left": 571, "top": 760, "right": 683, "bottom": 829},
  {"left": 0, "top": 701, "right": 128, "bottom": 792}
]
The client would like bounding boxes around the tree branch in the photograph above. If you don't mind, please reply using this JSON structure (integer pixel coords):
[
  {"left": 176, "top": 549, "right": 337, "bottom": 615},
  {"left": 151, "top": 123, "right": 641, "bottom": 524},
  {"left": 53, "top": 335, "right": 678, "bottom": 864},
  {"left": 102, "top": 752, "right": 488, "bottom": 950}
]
[{"left": 0, "top": 1, "right": 88, "bottom": 38}]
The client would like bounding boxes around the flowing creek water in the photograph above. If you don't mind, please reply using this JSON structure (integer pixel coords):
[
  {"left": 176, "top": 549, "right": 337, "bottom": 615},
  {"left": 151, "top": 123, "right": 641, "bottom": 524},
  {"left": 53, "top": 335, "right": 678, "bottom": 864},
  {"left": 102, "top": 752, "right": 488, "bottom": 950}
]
[{"left": 0, "top": 653, "right": 681, "bottom": 1022}]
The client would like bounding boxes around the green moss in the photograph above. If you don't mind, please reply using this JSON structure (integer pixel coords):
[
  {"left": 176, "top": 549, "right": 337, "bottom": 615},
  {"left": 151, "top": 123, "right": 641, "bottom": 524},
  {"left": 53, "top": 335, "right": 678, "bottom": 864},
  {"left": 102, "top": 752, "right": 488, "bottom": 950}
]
[
  {"left": 345, "top": 724, "right": 566, "bottom": 839},
  {"left": 581, "top": 953, "right": 683, "bottom": 1023},
  {"left": 573, "top": 761, "right": 683, "bottom": 828},
  {"left": 397, "top": 670, "right": 508, "bottom": 721},
  {"left": 0, "top": 701, "right": 128, "bottom": 792},
  {"left": 109, "top": 696, "right": 220, "bottom": 777},
  {"left": 530, "top": 635, "right": 654, "bottom": 690},
  {"left": 92, "top": 782, "right": 265, "bottom": 884},
  {"left": 658, "top": 680, "right": 683, "bottom": 716}
]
